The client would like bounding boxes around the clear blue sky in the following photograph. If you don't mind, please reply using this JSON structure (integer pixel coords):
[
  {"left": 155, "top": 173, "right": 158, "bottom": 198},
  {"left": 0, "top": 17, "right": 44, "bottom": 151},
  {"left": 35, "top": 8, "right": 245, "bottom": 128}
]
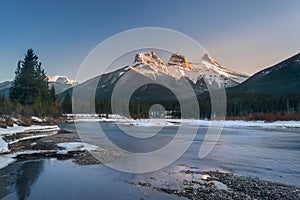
[{"left": 0, "top": 0, "right": 299, "bottom": 82}]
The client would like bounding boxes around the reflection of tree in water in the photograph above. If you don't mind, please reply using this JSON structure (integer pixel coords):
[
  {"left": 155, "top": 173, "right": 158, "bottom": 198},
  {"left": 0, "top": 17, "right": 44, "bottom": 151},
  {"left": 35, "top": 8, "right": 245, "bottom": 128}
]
[{"left": 15, "top": 160, "right": 44, "bottom": 200}]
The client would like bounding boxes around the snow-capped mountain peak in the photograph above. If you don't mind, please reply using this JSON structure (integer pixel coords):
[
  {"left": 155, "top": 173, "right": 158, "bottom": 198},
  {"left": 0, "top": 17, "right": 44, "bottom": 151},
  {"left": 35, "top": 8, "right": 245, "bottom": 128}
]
[
  {"left": 202, "top": 53, "right": 223, "bottom": 68},
  {"left": 48, "top": 75, "right": 78, "bottom": 85},
  {"left": 134, "top": 51, "right": 165, "bottom": 67},
  {"left": 131, "top": 51, "right": 249, "bottom": 87},
  {"left": 168, "top": 53, "right": 193, "bottom": 70},
  {"left": 48, "top": 75, "right": 79, "bottom": 94},
  {"left": 200, "top": 54, "right": 249, "bottom": 85}
]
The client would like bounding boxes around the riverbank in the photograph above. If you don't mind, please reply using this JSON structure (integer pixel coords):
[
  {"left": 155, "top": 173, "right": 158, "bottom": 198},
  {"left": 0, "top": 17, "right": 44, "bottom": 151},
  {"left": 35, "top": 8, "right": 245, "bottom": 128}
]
[
  {"left": 0, "top": 126, "right": 125, "bottom": 169},
  {"left": 0, "top": 115, "right": 125, "bottom": 169},
  {"left": 66, "top": 114, "right": 300, "bottom": 129},
  {"left": 0, "top": 116, "right": 65, "bottom": 128},
  {"left": 131, "top": 169, "right": 300, "bottom": 199}
]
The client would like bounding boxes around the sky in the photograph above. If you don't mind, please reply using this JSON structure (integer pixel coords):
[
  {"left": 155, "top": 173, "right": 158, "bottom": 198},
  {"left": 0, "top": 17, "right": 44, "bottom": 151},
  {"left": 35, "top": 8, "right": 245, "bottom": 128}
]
[{"left": 0, "top": 0, "right": 300, "bottom": 82}]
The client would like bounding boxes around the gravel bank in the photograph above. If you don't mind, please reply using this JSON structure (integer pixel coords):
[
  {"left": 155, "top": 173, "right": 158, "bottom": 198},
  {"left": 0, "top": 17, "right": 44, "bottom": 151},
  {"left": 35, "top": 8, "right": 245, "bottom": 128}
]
[{"left": 133, "top": 170, "right": 300, "bottom": 200}]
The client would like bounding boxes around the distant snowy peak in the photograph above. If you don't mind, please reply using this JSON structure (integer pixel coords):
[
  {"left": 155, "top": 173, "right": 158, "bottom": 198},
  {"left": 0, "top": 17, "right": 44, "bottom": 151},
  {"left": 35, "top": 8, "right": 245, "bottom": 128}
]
[
  {"left": 48, "top": 75, "right": 78, "bottom": 85},
  {"left": 0, "top": 81, "right": 12, "bottom": 90},
  {"left": 131, "top": 51, "right": 249, "bottom": 87},
  {"left": 48, "top": 75, "right": 79, "bottom": 94}
]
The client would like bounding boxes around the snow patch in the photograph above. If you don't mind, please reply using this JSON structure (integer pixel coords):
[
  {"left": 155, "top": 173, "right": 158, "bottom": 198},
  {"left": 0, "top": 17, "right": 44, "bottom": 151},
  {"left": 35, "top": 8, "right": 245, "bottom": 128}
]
[
  {"left": 31, "top": 116, "right": 44, "bottom": 123},
  {"left": 68, "top": 115, "right": 300, "bottom": 129},
  {"left": 201, "top": 174, "right": 211, "bottom": 180},
  {"left": 0, "top": 125, "right": 60, "bottom": 155},
  {"left": 0, "top": 155, "right": 15, "bottom": 170},
  {"left": 174, "top": 119, "right": 300, "bottom": 129},
  {"left": 13, "top": 150, "right": 57, "bottom": 156},
  {"left": 64, "top": 114, "right": 99, "bottom": 118},
  {"left": 0, "top": 137, "right": 9, "bottom": 153},
  {"left": 56, "top": 142, "right": 99, "bottom": 154},
  {"left": 212, "top": 180, "right": 228, "bottom": 190},
  {"left": 0, "top": 125, "right": 60, "bottom": 136},
  {"left": 129, "top": 119, "right": 178, "bottom": 127},
  {"left": 0, "top": 150, "right": 57, "bottom": 169},
  {"left": 132, "top": 119, "right": 300, "bottom": 129},
  {"left": 8, "top": 132, "right": 58, "bottom": 145},
  {"left": 48, "top": 75, "right": 78, "bottom": 85}
]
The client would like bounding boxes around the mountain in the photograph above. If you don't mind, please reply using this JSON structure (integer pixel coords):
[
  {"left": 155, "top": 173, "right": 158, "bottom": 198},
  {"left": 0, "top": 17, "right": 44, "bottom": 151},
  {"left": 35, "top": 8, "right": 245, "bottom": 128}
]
[
  {"left": 48, "top": 75, "right": 78, "bottom": 85},
  {"left": 229, "top": 52, "right": 300, "bottom": 95},
  {"left": 132, "top": 51, "right": 248, "bottom": 88},
  {"left": 52, "top": 52, "right": 300, "bottom": 118},
  {"left": 0, "top": 75, "right": 77, "bottom": 98},
  {"left": 0, "top": 81, "right": 12, "bottom": 98},
  {"left": 66, "top": 51, "right": 248, "bottom": 102},
  {"left": 222, "top": 52, "right": 300, "bottom": 117},
  {"left": 48, "top": 75, "right": 78, "bottom": 94}
]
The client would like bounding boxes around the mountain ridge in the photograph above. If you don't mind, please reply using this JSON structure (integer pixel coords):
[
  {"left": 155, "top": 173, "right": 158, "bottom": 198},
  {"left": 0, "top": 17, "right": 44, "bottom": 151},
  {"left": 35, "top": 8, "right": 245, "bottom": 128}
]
[
  {"left": 229, "top": 52, "right": 300, "bottom": 95},
  {"left": 0, "top": 75, "right": 76, "bottom": 97},
  {"left": 64, "top": 51, "right": 250, "bottom": 103},
  {"left": 130, "top": 51, "right": 249, "bottom": 87}
]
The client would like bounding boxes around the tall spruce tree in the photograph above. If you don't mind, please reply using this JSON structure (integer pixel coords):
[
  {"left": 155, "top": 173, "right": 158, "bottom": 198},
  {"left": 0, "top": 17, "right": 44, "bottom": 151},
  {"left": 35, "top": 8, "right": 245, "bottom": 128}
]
[
  {"left": 49, "top": 85, "right": 56, "bottom": 104},
  {"left": 9, "top": 49, "right": 49, "bottom": 105},
  {"left": 62, "top": 92, "right": 72, "bottom": 114}
]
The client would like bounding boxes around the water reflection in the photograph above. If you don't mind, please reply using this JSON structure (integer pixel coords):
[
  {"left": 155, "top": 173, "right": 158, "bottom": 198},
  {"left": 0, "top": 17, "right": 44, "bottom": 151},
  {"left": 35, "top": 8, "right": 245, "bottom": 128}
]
[
  {"left": 4, "top": 159, "right": 186, "bottom": 200},
  {"left": 0, "top": 160, "right": 44, "bottom": 200},
  {"left": 15, "top": 160, "right": 44, "bottom": 200}
]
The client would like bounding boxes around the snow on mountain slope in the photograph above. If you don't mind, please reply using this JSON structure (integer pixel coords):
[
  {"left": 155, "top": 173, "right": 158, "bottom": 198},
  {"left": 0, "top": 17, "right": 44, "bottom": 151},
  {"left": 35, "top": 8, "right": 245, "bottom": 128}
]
[
  {"left": 0, "top": 81, "right": 11, "bottom": 98},
  {"left": 131, "top": 51, "right": 248, "bottom": 88},
  {"left": 48, "top": 75, "right": 78, "bottom": 85},
  {"left": 0, "top": 81, "right": 12, "bottom": 91},
  {"left": 0, "top": 77, "right": 75, "bottom": 96},
  {"left": 48, "top": 75, "right": 79, "bottom": 94},
  {"left": 66, "top": 51, "right": 250, "bottom": 102},
  {"left": 231, "top": 52, "right": 300, "bottom": 95}
]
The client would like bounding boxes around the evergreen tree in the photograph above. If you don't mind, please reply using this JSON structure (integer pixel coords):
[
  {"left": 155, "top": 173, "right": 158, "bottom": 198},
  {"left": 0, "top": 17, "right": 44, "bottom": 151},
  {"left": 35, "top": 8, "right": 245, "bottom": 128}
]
[
  {"left": 62, "top": 92, "right": 72, "bottom": 113},
  {"left": 9, "top": 49, "right": 49, "bottom": 105},
  {"left": 49, "top": 85, "right": 56, "bottom": 104},
  {"left": 0, "top": 95, "right": 6, "bottom": 115}
]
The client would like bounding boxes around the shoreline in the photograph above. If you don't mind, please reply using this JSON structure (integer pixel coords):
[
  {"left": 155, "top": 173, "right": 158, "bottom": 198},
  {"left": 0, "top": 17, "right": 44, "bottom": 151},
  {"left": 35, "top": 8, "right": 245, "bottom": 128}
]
[
  {"left": 131, "top": 170, "right": 300, "bottom": 199},
  {"left": 0, "top": 126, "right": 125, "bottom": 169},
  {"left": 0, "top": 116, "right": 66, "bottom": 129},
  {"left": 65, "top": 115, "right": 300, "bottom": 129}
]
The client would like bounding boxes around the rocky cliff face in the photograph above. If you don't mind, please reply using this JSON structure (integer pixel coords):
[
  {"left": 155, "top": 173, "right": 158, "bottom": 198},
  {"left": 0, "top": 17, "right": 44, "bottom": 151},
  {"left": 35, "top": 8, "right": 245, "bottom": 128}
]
[{"left": 168, "top": 53, "right": 193, "bottom": 70}]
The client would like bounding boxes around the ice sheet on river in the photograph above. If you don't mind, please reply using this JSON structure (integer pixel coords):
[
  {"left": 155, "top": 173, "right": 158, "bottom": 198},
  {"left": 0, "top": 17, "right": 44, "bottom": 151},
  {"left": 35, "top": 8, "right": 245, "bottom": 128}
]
[{"left": 0, "top": 125, "right": 60, "bottom": 168}]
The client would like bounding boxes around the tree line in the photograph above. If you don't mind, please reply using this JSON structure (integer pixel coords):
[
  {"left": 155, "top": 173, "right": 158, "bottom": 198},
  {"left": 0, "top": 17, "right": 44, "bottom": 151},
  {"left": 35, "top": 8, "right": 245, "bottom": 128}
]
[
  {"left": 198, "top": 91, "right": 300, "bottom": 120},
  {"left": 92, "top": 90, "right": 300, "bottom": 120}
]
